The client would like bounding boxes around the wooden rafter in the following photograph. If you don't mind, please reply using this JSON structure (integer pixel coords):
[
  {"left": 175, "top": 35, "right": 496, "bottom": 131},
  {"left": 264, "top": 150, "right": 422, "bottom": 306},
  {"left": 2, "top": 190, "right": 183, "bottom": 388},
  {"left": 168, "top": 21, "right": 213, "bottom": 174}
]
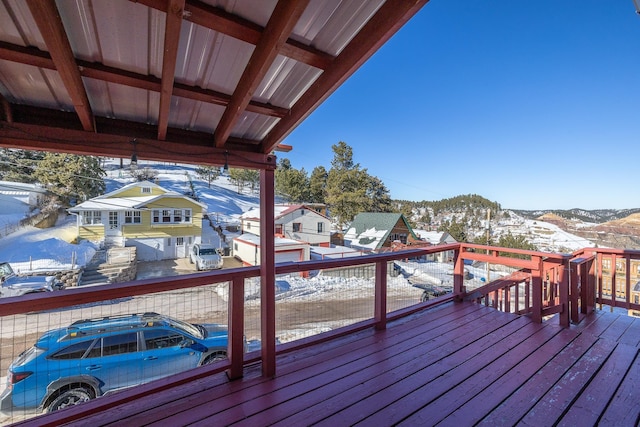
[
  {"left": 0, "top": 119, "right": 275, "bottom": 170},
  {"left": 214, "top": 0, "right": 310, "bottom": 148},
  {"left": 260, "top": 0, "right": 430, "bottom": 153},
  {"left": 0, "top": 41, "right": 288, "bottom": 118},
  {"left": 157, "top": 0, "right": 185, "bottom": 140},
  {"left": 25, "top": 0, "right": 95, "bottom": 132},
  {"left": 134, "top": 0, "right": 334, "bottom": 70}
]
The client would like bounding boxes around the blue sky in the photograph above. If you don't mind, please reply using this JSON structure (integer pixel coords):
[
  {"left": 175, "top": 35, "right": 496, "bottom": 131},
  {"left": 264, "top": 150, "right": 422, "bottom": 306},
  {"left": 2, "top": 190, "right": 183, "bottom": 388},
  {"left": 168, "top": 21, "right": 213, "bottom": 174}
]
[{"left": 282, "top": 0, "right": 640, "bottom": 210}]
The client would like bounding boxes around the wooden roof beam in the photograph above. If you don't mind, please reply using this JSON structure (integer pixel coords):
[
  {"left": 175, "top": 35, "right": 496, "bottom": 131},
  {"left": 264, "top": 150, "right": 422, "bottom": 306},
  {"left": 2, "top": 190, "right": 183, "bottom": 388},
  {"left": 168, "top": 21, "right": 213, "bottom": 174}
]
[
  {"left": 26, "top": 0, "right": 95, "bottom": 132},
  {"left": 214, "top": 0, "right": 310, "bottom": 148},
  {"left": 260, "top": 0, "right": 430, "bottom": 153},
  {"left": 0, "top": 42, "right": 289, "bottom": 119},
  {"left": 157, "top": 0, "right": 185, "bottom": 140},
  {"left": 134, "top": 0, "right": 334, "bottom": 70}
]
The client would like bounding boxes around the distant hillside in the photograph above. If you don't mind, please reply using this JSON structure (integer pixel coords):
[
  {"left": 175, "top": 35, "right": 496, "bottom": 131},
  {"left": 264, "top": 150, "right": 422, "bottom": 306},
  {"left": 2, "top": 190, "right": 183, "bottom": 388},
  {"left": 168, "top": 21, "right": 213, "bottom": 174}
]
[{"left": 511, "top": 208, "right": 640, "bottom": 223}]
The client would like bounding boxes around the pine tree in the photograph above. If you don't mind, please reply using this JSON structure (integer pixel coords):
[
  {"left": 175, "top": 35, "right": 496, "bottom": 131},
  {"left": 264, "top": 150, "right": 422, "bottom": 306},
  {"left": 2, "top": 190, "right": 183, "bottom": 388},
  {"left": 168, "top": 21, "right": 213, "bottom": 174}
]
[
  {"left": 275, "top": 158, "right": 310, "bottom": 202},
  {"left": 308, "top": 166, "right": 327, "bottom": 203},
  {"left": 33, "top": 153, "right": 105, "bottom": 205},
  {"left": 326, "top": 142, "right": 368, "bottom": 228},
  {"left": 0, "top": 149, "right": 45, "bottom": 182}
]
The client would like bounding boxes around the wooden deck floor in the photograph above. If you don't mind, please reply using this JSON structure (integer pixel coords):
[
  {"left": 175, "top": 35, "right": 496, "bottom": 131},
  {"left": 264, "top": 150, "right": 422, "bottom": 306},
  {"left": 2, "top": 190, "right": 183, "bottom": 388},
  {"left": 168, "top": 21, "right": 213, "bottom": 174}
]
[{"left": 21, "top": 301, "right": 640, "bottom": 426}]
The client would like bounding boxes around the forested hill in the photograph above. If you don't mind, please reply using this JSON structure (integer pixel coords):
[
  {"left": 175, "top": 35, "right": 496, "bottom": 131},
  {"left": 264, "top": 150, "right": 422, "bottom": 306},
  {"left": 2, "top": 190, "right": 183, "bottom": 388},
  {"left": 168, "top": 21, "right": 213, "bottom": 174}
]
[
  {"left": 511, "top": 208, "right": 640, "bottom": 223},
  {"left": 395, "top": 194, "right": 500, "bottom": 217}
]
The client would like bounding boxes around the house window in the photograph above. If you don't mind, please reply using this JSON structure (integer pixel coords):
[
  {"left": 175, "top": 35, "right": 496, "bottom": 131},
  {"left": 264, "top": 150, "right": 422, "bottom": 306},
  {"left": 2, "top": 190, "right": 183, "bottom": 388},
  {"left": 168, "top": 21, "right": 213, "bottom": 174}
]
[
  {"left": 167, "top": 238, "right": 171, "bottom": 246},
  {"left": 124, "top": 211, "right": 141, "bottom": 224},
  {"left": 389, "top": 233, "right": 408, "bottom": 244},
  {"left": 275, "top": 224, "right": 283, "bottom": 234},
  {"left": 82, "top": 211, "right": 102, "bottom": 225},
  {"left": 293, "top": 223, "right": 301, "bottom": 232},
  {"left": 246, "top": 222, "right": 252, "bottom": 230},
  {"left": 234, "top": 243, "right": 238, "bottom": 251},
  {"left": 177, "top": 237, "right": 184, "bottom": 246},
  {"left": 141, "top": 187, "right": 151, "bottom": 194},
  {"left": 152, "top": 209, "right": 192, "bottom": 224},
  {"left": 317, "top": 222, "right": 324, "bottom": 233}
]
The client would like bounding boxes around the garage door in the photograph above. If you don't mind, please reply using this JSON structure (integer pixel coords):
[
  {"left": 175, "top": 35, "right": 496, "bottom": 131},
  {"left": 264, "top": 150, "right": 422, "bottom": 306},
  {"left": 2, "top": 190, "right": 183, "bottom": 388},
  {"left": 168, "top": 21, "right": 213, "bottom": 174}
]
[{"left": 275, "top": 250, "right": 303, "bottom": 264}]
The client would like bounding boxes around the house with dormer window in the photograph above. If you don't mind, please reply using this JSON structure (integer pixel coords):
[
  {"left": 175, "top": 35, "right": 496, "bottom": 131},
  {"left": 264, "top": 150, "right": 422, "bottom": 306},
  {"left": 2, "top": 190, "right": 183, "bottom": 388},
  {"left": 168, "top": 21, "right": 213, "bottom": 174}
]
[{"left": 68, "top": 181, "right": 206, "bottom": 261}]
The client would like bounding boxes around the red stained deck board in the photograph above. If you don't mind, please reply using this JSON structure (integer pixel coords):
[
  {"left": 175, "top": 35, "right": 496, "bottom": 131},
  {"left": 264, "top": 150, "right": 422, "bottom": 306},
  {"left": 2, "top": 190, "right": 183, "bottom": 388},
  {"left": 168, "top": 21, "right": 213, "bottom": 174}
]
[
  {"left": 598, "top": 346, "right": 640, "bottom": 426},
  {"left": 310, "top": 315, "right": 533, "bottom": 427},
  {"left": 229, "top": 309, "right": 522, "bottom": 426},
  {"left": 399, "top": 323, "right": 564, "bottom": 426},
  {"left": 159, "top": 305, "right": 509, "bottom": 426},
  {"left": 558, "top": 342, "right": 639, "bottom": 426},
  {"left": 477, "top": 330, "right": 603, "bottom": 426},
  {"left": 439, "top": 326, "right": 580, "bottom": 426},
  {"left": 597, "top": 313, "right": 636, "bottom": 343},
  {"left": 520, "top": 337, "right": 617, "bottom": 425}
]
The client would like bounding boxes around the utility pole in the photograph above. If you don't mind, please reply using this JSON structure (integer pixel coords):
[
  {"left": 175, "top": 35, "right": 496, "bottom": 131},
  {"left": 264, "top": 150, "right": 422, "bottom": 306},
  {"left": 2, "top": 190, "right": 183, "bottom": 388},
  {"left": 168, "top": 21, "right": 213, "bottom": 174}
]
[{"left": 486, "top": 209, "right": 491, "bottom": 283}]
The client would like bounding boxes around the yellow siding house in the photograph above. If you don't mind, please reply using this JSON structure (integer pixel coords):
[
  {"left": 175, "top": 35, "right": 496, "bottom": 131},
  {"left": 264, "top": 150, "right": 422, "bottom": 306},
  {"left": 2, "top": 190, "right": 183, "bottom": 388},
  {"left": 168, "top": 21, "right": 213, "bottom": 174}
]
[{"left": 68, "top": 181, "right": 206, "bottom": 261}]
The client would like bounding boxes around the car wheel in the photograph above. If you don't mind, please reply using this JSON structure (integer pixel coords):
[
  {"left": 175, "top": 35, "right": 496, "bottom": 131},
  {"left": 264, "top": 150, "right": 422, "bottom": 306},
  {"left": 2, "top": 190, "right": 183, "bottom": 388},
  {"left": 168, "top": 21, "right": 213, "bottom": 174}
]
[
  {"left": 421, "top": 291, "right": 430, "bottom": 302},
  {"left": 47, "top": 387, "right": 93, "bottom": 412},
  {"left": 202, "top": 351, "right": 227, "bottom": 364}
]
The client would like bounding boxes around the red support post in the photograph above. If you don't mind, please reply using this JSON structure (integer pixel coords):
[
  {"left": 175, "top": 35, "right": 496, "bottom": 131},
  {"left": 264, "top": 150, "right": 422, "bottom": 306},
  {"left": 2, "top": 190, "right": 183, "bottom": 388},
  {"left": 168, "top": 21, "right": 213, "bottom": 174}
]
[
  {"left": 531, "top": 256, "right": 543, "bottom": 323},
  {"left": 227, "top": 276, "right": 245, "bottom": 380},
  {"left": 453, "top": 246, "right": 464, "bottom": 299},
  {"left": 260, "top": 168, "right": 276, "bottom": 378},
  {"left": 374, "top": 260, "right": 387, "bottom": 330},
  {"left": 558, "top": 263, "right": 569, "bottom": 328}
]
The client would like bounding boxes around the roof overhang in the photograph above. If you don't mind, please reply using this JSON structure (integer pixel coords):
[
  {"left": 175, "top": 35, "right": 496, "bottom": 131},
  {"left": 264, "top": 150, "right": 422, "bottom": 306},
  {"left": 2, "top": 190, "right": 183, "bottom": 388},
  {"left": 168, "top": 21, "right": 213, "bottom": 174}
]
[{"left": 0, "top": 0, "right": 429, "bottom": 169}]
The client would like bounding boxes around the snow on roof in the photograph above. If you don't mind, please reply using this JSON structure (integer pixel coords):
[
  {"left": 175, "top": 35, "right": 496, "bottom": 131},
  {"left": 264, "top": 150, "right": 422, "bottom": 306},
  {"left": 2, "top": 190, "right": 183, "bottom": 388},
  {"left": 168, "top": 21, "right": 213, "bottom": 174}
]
[
  {"left": 310, "top": 245, "right": 364, "bottom": 259},
  {"left": 414, "top": 230, "right": 444, "bottom": 244},
  {"left": 240, "top": 204, "right": 328, "bottom": 220},
  {"left": 0, "top": 181, "right": 47, "bottom": 194},
  {"left": 234, "top": 233, "right": 309, "bottom": 248},
  {"left": 70, "top": 195, "right": 159, "bottom": 211},
  {"left": 69, "top": 181, "right": 206, "bottom": 211},
  {"left": 343, "top": 226, "right": 389, "bottom": 251}
]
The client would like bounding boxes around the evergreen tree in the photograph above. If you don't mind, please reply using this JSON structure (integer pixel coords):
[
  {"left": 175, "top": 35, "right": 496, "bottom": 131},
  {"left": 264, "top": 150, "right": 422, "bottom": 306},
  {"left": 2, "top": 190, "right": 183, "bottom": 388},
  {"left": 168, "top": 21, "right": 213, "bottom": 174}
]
[
  {"left": 326, "top": 142, "right": 368, "bottom": 228},
  {"left": 33, "top": 153, "right": 105, "bottom": 205},
  {"left": 195, "top": 165, "right": 220, "bottom": 188},
  {"left": 228, "top": 168, "right": 259, "bottom": 194},
  {"left": 308, "top": 165, "right": 327, "bottom": 203},
  {"left": 364, "top": 174, "right": 393, "bottom": 213},
  {"left": 497, "top": 232, "right": 536, "bottom": 258},
  {"left": 0, "top": 149, "right": 45, "bottom": 182},
  {"left": 275, "top": 158, "right": 310, "bottom": 202}
]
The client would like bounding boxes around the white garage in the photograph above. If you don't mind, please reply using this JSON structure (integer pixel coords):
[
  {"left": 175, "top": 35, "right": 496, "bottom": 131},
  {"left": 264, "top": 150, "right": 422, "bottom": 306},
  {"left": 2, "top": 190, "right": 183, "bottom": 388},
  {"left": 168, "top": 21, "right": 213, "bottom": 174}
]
[{"left": 232, "top": 233, "right": 309, "bottom": 267}]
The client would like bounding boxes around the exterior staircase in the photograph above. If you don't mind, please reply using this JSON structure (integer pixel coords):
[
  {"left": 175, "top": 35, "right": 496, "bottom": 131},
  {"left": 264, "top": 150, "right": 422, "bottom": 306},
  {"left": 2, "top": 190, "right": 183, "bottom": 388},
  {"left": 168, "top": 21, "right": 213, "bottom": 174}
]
[{"left": 78, "top": 247, "right": 137, "bottom": 286}]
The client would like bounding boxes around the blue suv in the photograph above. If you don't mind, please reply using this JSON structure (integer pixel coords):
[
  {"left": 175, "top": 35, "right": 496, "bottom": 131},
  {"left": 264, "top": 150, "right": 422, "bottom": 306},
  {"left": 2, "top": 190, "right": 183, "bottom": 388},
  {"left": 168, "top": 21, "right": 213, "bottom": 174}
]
[{"left": 0, "top": 313, "right": 229, "bottom": 414}]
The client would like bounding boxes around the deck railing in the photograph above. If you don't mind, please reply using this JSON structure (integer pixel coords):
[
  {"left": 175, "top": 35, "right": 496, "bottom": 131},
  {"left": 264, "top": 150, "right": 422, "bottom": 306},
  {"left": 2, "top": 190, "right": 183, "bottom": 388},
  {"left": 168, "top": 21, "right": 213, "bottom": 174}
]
[{"left": 2, "top": 243, "right": 640, "bottom": 425}]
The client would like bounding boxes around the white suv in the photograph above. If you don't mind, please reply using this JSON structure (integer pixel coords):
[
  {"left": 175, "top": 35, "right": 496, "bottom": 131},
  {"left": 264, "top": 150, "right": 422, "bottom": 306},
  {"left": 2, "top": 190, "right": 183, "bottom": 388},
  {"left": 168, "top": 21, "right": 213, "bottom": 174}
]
[{"left": 189, "top": 244, "right": 223, "bottom": 270}]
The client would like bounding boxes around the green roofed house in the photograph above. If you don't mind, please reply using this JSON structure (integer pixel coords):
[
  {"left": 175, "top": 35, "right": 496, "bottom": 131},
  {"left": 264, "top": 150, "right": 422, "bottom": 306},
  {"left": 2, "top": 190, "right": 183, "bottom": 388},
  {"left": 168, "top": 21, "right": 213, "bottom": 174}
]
[
  {"left": 343, "top": 213, "right": 421, "bottom": 252},
  {"left": 68, "top": 181, "right": 206, "bottom": 261}
]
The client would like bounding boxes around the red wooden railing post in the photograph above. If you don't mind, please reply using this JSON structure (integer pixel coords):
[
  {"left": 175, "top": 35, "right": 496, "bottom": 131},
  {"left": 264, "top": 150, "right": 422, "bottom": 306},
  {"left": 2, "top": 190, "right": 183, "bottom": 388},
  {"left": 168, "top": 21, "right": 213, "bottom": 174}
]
[
  {"left": 570, "top": 260, "right": 579, "bottom": 324},
  {"left": 453, "top": 245, "right": 464, "bottom": 300},
  {"left": 558, "top": 260, "right": 570, "bottom": 328},
  {"left": 531, "top": 256, "right": 543, "bottom": 323},
  {"left": 374, "top": 260, "right": 387, "bottom": 330},
  {"left": 260, "top": 168, "right": 276, "bottom": 378},
  {"left": 227, "top": 276, "right": 245, "bottom": 380}
]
